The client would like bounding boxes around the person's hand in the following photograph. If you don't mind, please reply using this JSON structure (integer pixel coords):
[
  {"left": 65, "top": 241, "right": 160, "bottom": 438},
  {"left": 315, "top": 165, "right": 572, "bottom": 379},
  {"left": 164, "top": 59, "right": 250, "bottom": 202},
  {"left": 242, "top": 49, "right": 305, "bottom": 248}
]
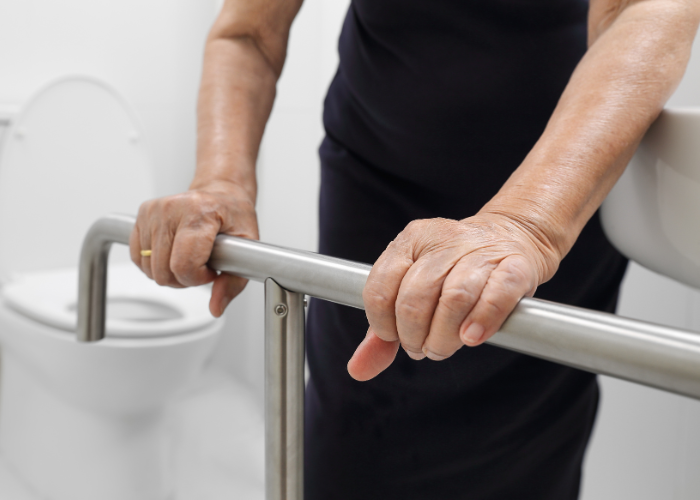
[
  {"left": 347, "top": 214, "right": 561, "bottom": 381},
  {"left": 129, "top": 180, "right": 258, "bottom": 317}
]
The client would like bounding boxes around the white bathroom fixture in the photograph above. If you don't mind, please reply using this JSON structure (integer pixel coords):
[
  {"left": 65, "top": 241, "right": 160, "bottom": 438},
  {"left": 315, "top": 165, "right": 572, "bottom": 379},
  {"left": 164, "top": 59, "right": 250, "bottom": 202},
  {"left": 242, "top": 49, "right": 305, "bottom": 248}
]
[
  {"left": 601, "top": 108, "right": 700, "bottom": 289},
  {"left": 0, "top": 77, "right": 223, "bottom": 500}
]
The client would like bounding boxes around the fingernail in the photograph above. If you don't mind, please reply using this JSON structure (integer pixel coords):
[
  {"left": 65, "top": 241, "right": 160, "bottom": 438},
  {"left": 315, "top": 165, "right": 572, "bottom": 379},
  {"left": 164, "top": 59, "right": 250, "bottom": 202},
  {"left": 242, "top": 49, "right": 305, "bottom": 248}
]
[
  {"left": 462, "top": 323, "right": 484, "bottom": 346},
  {"left": 404, "top": 347, "right": 426, "bottom": 360},
  {"left": 423, "top": 349, "right": 448, "bottom": 361}
]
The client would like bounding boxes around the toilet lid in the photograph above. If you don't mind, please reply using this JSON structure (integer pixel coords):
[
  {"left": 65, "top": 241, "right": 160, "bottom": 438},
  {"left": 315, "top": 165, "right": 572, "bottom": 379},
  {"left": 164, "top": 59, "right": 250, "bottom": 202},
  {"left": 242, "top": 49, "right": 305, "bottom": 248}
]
[
  {"left": 3, "top": 263, "right": 218, "bottom": 338},
  {"left": 0, "top": 76, "right": 154, "bottom": 279}
]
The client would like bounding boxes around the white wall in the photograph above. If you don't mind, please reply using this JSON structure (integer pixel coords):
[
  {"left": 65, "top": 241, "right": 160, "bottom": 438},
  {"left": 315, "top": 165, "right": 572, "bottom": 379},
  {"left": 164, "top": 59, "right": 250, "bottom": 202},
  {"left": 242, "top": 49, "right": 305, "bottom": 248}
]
[
  {"left": 0, "top": 0, "right": 223, "bottom": 198},
  {"left": 2, "top": 0, "right": 700, "bottom": 497}
]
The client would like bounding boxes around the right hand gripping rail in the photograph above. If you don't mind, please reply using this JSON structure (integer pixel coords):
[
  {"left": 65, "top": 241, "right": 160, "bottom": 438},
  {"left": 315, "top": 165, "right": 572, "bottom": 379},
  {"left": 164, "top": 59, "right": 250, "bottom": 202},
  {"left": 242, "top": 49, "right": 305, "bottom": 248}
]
[{"left": 78, "top": 214, "right": 700, "bottom": 500}]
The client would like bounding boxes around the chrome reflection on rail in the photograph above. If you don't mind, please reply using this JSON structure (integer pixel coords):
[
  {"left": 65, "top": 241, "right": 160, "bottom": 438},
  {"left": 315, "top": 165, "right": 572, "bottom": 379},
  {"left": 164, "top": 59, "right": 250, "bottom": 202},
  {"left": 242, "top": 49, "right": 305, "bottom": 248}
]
[
  {"left": 78, "top": 213, "right": 700, "bottom": 399},
  {"left": 78, "top": 213, "right": 700, "bottom": 500}
]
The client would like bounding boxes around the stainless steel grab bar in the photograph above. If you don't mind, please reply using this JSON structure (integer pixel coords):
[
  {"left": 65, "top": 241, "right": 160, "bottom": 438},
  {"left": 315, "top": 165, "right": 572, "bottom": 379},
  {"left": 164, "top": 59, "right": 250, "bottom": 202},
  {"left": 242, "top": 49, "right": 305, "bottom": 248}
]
[{"left": 77, "top": 213, "right": 700, "bottom": 500}]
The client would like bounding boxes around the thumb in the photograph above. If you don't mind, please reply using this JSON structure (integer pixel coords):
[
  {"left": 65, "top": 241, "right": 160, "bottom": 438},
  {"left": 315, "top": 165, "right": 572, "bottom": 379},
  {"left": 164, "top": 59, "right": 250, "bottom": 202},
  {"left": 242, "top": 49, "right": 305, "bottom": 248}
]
[
  {"left": 209, "top": 273, "right": 248, "bottom": 317},
  {"left": 347, "top": 328, "right": 400, "bottom": 381}
]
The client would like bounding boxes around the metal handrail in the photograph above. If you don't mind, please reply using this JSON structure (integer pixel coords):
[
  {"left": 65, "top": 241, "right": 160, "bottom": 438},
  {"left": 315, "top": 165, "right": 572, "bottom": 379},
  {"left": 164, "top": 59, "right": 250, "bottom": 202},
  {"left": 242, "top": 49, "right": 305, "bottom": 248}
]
[{"left": 77, "top": 213, "right": 700, "bottom": 500}]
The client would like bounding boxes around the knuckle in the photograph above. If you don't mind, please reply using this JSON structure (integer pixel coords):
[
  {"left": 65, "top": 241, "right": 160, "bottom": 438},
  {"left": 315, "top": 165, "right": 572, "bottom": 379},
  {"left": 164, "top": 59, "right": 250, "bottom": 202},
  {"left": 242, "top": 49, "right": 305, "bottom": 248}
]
[
  {"left": 153, "top": 273, "right": 171, "bottom": 287},
  {"left": 184, "top": 191, "right": 216, "bottom": 213},
  {"left": 404, "top": 219, "right": 427, "bottom": 235},
  {"left": 439, "top": 286, "right": 478, "bottom": 312},
  {"left": 479, "top": 293, "right": 507, "bottom": 318},
  {"left": 423, "top": 346, "right": 455, "bottom": 361},
  {"left": 499, "top": 264, "right": 527, "bottom": 287},
  {"left": 402, "top": 343, "right": 426, "bottom": 359},
  {"left": 405, "top": 219, "right": 420, "bottom": 231},
  {"left": 395, "top": 296, "right": 427, "bottom": 324},
  {"left": 184, "top": 190, "right": 207, "bottom": 204},
  {"left": 499, "top": 256, "right": 536, "bottom": 285},
  {"left": 169, "top": 258, "right": 192, "bottom": 281},
  {"left": 362, "top": 286, "right": 393, "bottom": 311},
  {"left": 160, "top": 196, "right": 178, "bottom": 212}
]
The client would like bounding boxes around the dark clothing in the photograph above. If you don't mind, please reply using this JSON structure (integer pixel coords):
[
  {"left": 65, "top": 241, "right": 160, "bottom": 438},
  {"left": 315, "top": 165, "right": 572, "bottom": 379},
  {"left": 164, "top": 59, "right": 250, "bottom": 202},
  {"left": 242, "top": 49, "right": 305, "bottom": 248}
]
[
  {"left": 305, "top": 1, "right": 628, "bottom": 499},
  {"left": 323, "top": 0, "right": 590, "bottom": 196}
]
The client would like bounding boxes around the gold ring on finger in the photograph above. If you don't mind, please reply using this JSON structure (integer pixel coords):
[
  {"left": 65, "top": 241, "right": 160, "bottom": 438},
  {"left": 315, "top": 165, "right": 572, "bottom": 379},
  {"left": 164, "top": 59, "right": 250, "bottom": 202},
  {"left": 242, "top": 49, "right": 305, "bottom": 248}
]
[{"left": 140, "top": 249, "right": 152, "bottom": 257}]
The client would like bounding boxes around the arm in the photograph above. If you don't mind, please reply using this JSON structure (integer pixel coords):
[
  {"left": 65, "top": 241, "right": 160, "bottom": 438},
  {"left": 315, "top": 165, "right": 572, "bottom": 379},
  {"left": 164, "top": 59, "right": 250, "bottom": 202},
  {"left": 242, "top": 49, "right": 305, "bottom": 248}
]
[
  {"left": 194, "top": 0, "right": 302, "bottom": 195},
  {"left": 485, "top": 0, "right": 700, "bottom": 262},
  {"left": 350, "top": 0, "right": 700, "bottom": 380},
  {"left": 129, "top": 0, "right": 302, "bottom": 316}
]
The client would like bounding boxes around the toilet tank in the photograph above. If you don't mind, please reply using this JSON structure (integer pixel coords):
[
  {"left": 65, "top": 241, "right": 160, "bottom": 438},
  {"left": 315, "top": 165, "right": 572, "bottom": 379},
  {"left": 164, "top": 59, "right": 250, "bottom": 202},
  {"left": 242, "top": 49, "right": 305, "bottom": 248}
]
[{"left": 0, "top": 77, "right": 154, "bottom": 279}]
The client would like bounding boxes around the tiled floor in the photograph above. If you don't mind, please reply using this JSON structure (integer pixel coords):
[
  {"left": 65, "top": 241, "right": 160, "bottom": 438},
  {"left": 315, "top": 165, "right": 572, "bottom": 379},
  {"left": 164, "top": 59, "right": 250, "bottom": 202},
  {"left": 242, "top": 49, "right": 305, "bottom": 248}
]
[{"left": 0, "top": 367, "right": 265, "bottom": 500}]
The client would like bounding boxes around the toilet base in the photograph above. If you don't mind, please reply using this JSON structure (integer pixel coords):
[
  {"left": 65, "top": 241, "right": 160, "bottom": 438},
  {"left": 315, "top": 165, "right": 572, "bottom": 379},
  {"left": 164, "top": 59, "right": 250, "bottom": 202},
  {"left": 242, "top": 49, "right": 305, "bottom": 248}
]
[{"left": 0, "top": 353, "right": 174, "bottom": 500}]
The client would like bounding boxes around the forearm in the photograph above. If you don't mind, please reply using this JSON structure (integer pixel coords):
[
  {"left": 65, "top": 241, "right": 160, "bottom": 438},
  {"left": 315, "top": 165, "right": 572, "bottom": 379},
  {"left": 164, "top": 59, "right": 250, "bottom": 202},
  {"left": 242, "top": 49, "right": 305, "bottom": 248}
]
[
  {"left": 191, "top": 0, "right": 303, "bottom": 201},
  {"left": 192, "top": 37, "right": 277, "bottom": 200},
  {"left": 480, "top": 0, "right": 700, "bottom": 262}
]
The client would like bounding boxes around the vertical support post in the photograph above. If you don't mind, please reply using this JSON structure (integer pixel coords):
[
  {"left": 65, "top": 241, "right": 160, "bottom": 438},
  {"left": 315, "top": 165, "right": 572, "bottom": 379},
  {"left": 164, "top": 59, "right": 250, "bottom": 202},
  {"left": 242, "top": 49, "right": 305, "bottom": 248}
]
[{"left": 265, "top": 278, "right": 305, "bottom": 500}]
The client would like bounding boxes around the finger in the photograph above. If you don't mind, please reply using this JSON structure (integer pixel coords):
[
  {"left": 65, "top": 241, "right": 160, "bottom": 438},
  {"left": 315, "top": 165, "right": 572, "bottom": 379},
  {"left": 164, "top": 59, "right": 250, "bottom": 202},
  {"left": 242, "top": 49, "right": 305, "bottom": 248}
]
[
  {"left": 394, "top": 253, "right": 456, "bottom": 359},
  {"left": 170, "top": 220, "right": 218, "bottom": 287},
  {"left": 422, "top": 254, "right": 495, "bottom": 360},
  {"left": 209, "top": 273, "right": 249, "bottom": 317},
  {"left": 129, "top": 223, "right": 143, "bottom": 267},
  {"left": 139, "top": 219, "right": 154, "bottom": 280},
  {"left": 151, "top": 224, "right": 184, "bottom": 288},
  {"left": 460, "top": 255, "right": 537, "bottom": 346},
  {"left": 347, "top": 328, "right": 401, "bottom": 381},
  {"left": 362, "top": 238, "right": 414, "bottom": 344}
]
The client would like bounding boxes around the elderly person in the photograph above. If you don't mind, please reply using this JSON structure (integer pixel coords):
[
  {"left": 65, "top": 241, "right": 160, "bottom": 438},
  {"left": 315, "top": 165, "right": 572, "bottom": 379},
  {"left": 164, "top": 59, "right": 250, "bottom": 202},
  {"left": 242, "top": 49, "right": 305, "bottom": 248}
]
[{"left": 130, "top": 0, "right": 700, "bottom": 498}]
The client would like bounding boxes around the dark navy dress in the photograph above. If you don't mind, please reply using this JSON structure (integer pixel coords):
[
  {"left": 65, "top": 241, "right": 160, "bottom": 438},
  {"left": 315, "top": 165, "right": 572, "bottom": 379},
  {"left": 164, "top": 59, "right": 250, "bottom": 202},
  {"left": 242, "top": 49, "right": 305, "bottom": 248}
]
[{"left": 305, "top": 1, "right": 628, "bottom": 498}]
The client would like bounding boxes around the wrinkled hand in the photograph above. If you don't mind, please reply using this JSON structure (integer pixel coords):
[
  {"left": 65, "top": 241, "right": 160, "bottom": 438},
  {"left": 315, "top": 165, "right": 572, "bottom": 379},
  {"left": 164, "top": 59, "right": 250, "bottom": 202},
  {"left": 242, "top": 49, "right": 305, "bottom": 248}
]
[
  {"left": 348, "top": 214, "right": 561, "bottom": 381},
  {"left": 129, "top": 180, "right": 258, "bottom": 317}
]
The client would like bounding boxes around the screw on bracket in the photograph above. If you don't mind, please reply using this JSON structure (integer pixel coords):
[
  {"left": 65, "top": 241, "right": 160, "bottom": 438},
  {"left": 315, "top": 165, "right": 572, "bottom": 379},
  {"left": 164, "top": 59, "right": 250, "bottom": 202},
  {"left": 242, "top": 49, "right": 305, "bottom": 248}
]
[{"left": 274, "top": 304, "right": 288, "bottom": 317}]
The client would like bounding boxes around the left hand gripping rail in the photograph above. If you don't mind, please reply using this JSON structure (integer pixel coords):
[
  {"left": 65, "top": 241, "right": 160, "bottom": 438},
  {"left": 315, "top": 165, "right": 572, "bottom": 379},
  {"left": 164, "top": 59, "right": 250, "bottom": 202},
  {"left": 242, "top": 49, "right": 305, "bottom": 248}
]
[{"left": 77, "top": 213, "right": 369, "bottom": 342}]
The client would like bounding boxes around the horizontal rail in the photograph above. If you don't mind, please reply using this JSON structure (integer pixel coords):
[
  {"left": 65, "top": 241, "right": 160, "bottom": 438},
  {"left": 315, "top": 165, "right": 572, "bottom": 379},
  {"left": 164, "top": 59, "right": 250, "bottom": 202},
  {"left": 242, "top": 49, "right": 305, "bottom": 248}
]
[{"left": 78, "top": 214, "right": 700, "bottom": 400}]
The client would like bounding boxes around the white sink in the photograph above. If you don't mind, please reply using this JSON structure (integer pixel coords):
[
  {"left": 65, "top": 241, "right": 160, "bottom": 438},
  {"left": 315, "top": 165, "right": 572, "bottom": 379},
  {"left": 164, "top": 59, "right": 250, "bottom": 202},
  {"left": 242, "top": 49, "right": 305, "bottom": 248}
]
[{"left": 601, "top": 108, "right": 700, "bottom": 289}]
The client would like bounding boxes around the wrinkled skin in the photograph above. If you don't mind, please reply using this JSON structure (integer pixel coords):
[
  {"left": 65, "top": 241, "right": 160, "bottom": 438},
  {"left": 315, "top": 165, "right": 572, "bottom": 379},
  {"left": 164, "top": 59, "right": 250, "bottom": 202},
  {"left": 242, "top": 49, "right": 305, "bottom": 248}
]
[
  {"left": 130, "top": 180, "right": 258, "bottom": 317},
  {"left": 348, "top": 215, "right": 558, "bottom": 381},
  {"left": 130, "top": 0, "right": 700, "bottom": 383}
]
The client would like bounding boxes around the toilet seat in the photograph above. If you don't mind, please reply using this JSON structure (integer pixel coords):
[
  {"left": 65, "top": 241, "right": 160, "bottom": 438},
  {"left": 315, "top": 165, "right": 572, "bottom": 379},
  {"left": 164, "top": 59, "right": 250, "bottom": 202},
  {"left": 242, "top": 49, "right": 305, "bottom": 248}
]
[
  {"left": 0, "top": 76, "right": 218, "bottom": 339},
  {"left": 0, "top": 76, "right": 228, "bottom": 500},
  {"left": 3, "top": 262, "right": 217, "bottom": 338}
]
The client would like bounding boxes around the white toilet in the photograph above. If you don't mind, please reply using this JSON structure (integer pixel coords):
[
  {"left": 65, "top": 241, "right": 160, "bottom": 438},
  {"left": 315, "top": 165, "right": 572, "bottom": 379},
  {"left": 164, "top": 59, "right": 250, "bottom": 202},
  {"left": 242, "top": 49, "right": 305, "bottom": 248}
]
[{"left": 0, "top": 77, "right": 224, "bottom": 500}]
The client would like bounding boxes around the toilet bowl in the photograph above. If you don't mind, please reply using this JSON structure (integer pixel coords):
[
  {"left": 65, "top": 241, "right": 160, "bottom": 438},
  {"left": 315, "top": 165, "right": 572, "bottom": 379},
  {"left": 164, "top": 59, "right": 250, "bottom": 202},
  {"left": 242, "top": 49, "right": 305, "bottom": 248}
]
[{"left": 0, "top": 77, "right": 224, "bottom": 500}]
